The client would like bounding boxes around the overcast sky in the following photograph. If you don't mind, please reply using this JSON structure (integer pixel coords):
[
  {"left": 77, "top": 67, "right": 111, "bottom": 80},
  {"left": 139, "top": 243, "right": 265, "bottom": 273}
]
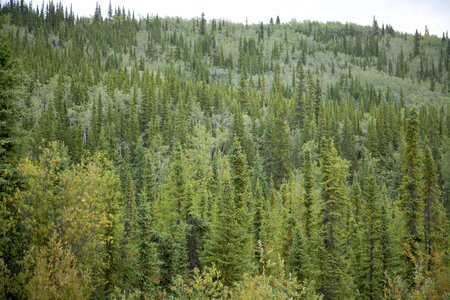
[{"left": 28, "top": 0, "right": 450, "bottom": 36}]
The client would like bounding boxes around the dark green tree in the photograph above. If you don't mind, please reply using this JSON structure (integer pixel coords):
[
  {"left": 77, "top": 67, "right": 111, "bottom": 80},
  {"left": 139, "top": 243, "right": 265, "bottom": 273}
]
[
  {"left": 318, "top": 139, "right": 351, "bottom": 299},
  {"left": 0, "top": 17, "right": 23, "bottom": 293},
  {"left": 360, "top": 172, "right": 384, "bottom": 299},
  {"left": 413, "top": 30, "right": 421, "bottom": 58},
  {"left": 421, "top": 146, "right": 446, "bottom": 267},
  {"left": 136, "top": 189, "right": 160, "bottom": 295},
  {"left": 203, "top": 161, "right": 251, "bottom": 285},
  {"left": 288, "top": 224, "right": 311, "bottom": 281},
  {"left": 398, "top": 108, "right": 422, "bottom": 285}
]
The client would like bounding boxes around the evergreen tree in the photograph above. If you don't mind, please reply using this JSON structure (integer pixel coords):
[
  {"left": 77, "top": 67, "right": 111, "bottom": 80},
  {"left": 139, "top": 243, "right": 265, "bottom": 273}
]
[
  {"left": 360, "top": 171, "right": 384, "bottom": 299},
  {"left": 318, "top": 139, "right": 351, "bottom": 299},
  {"left": 253, "top": 179, "right": 264, "bottom": 244},
  {"left": 229, "top": 138, "right": 253, "bottom": 262},
  {"left": 289, "top": 224, "right": 311, "bottom": 281},
  {"left": 0, "top": 4, "right": 448, "bottom": 298},
  {"left": 203, "top": 161, "right": 251, "bottom": 285},
  {"left": 379, "top": 186, "right": 396, "bottom": 287},
  {"left": 295, "top": 62, "right": 305, "bottom": 127},
  {"left": 72, "top": 117, "right": 84, "bottom": 162},
  {"left": 271, "top": 104, "right": 291, "bottom": 187},
  {"left": 421, "top": 146, "right": 446, "bottom": 267},
  {"left": 413, "top": 30, "right": 421, "bottom": 58},
  {"left": 101, "top": 172, "right": 123, "bottom": 298},
  {"left": 200, "top": 13, "right": 206, "bottom": 36},
  {"left": 0, "top": 18, "right": 22, "bottom": 291},
  {"left": 350, "top": 173, "right": 363, "bottom": 224},
  {"left": 136, "top": 189, "right": 160, "bottom": 295},
  {"left": 398, "top": 108, "right": 422, "bottom": 286},
  {"left": 303, "top": 149, "right": 314, "bottom": 239}
]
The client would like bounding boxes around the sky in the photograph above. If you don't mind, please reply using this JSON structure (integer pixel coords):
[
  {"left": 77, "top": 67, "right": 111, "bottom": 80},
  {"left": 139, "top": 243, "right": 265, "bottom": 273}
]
[{"left": 26, "top": 0, "right": 450, "bottom": 36}]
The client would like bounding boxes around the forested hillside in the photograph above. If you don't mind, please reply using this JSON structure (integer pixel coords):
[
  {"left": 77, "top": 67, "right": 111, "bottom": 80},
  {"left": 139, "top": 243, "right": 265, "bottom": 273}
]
[{"left": 0, "top": 1, "right": 449, "bottom": 299}]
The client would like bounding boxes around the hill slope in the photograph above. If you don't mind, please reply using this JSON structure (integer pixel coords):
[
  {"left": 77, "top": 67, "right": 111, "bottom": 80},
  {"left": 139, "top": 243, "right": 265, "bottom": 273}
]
[{"left": 0, "top": 1, "right": 449, "bottom": 299}]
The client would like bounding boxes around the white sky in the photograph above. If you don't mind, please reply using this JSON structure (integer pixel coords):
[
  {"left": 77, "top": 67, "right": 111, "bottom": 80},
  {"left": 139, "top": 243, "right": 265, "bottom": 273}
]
[{"left": 28, "top": 0, "right": 450, "bottom": 36}]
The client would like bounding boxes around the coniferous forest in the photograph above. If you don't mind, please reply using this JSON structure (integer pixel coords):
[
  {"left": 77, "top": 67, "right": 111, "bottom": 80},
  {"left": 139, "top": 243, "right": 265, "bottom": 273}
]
[{"left": 0, "top": 1, "right": 449, "bottom": 299}]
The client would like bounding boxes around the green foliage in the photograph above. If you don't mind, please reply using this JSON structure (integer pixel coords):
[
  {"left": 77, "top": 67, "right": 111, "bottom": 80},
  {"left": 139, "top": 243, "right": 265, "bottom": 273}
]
[
  {"left": 318, "top": 139, "right": 352, "bottom": 299},
  {"left": 23, "top": 234, "right": 91, "bottom": 300},
  {"left": 398, "top": 108, "right": 423, "bottom": 284},
  {"left": 0, "top": 2, "right": 448, "bottom": 298},
  {"left": 203, "top": 158, "right": 252, "bottom": 284},
  {"left": 359, "top": 171, "right": 384, "bottom": 299},
  {"left": 288, "top": 224, "right": 311, "bottom": 281},
  {"left": 136, "top": 189, "right": 160, "bottom": 295}
]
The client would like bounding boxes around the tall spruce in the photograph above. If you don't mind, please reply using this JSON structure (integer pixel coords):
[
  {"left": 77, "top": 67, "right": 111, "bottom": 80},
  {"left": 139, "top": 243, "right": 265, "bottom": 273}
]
[
  {"left": 360, "top": 171, "right": 384, "bottom": 299},
  {"left": 136, "top": 188, "right": 160, "bottom": 295},
  {"left": 398, "top": 108, "right": 423, "bottom": 286},
  {"left": 318, "top": 139, "right": 351, "bottom": 299},
  {"left": 0, "top": 16, "right": 22, "bottom": 291},
  {"left": 203, "top": 160, "right": 251, "bottom": 285},
  {"left": 421, "top": 146, "right": 446, "bottom": 267}
]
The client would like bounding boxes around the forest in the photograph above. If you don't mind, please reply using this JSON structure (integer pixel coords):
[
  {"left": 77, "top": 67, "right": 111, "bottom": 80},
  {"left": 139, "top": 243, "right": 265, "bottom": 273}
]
[{"left": 0, "top": 0, "right": 449, "bottom": 299}]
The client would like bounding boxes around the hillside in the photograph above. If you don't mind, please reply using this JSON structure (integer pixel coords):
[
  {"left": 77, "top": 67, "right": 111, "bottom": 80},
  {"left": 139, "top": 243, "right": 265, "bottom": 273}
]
[{"left": 0, "top": 1, "right": 449, "bottom": 299}]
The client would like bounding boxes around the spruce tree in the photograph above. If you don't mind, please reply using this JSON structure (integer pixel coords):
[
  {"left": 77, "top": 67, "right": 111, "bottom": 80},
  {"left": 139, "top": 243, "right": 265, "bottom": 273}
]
[
  {"left": 413, "top": 30, "right": 421, "bottom": 57},
  {"left": 295, "top": 62, "right": 305, "bottom": 127},
  {"left": 398, "top": 108, "right": 422, "bottom": 285},
  {"left": 350, "top": 173, "right": 363, "bottom": 224},
  {"left": 318, "top": 139, "right": 351, "bottom": 299},
  {"left": 136, "top": 188, "right": 159, "bottom": 295},
  {"left": 0, "top": 18, "right": 20, "bottom": 197},
  {"left": 203, "top": 161, "right": 251, "bottom": 285},
  {"left": 303, "top": 149, "right": 314, "bottom": 239},
  {"left": 421, "top": 146, "right": 446, "bottom": 267},
  {"left": 229, "top": 138, "right": 253, "bottom": 263},
  {"left": 289, "top": 224, "right": 311, "bottom": 281},
  {"left": 0, "top": 17, "right": 22, "bottom": 291},
  {"left": 100, "top": 165, "right": 123, "bottom": 298},
  {"left": 253, "top": 179, "right": 264, "bottom": 244},
  {"left": 360, "top": 172, "right": 384, "bottom": 299}
]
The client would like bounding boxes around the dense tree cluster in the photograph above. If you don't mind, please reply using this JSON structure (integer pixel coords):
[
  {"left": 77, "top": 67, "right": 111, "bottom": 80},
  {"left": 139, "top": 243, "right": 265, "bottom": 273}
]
[{"left": 0, "top": 1, "right": 449, "bottom": 299}]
